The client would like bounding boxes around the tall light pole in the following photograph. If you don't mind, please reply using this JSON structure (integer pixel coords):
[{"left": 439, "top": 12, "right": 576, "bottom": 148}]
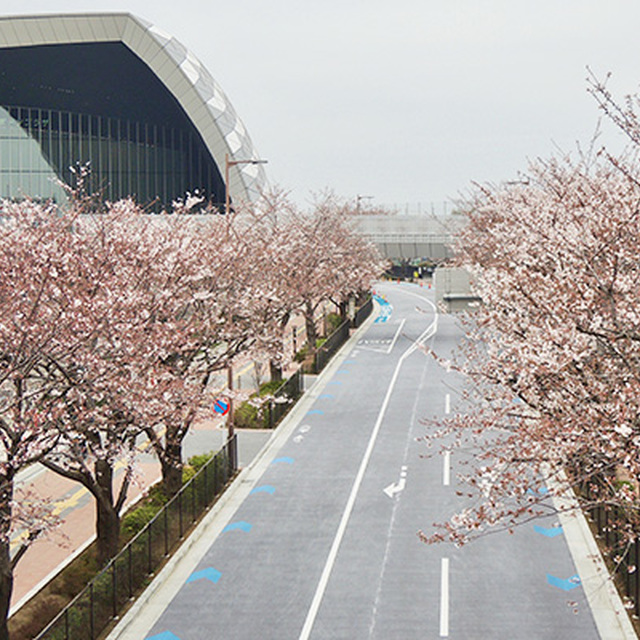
[
  {"left": 222, "top": 153, "right": 267, "bottom": 469},
  {"left": 356, "top": 194, "right": 373, "bottom": 214},
  {"left": 224, "top": 153, "right": 268, "bottom": 215}
]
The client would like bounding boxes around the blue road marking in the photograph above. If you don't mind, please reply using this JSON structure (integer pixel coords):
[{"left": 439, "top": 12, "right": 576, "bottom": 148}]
[
  {"left": 147, "top": 632, "right": 181, "bottom": 640},
  {"left": 222, "top": 521, "right": 252, "bottom": 533},
  {"left": 318, "top": 394, "right": 334, "bottom": 399},
  {"left": 306, "top": 410, "right": 324, "bottom": 415},
  {"left": 373, "top": 294, "right": 393, "bottom": 323},
  {"left": 250, "top": 485, "right": 275, "bottom": 495},
  {"left": 272, "top": 457, "right": 294, "bottom": 465},
  {"left": 546, "top": 573, "right": 581, "bottom": 591},
  {"left": 327, "top": 381, "right": 342, "bottom": 385},
  {"left": 336, "top": 369, "right": 349, "bottom": 374},
  {"left": 187, "top": 568, "right": 222, "bottom": 585},
  {"left": 534, "top": 524, "right": 563, "bottom": 538}
]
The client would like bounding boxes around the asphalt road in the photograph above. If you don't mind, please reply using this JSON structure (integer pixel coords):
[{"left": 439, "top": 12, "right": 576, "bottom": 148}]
[{"left": 121, "top": 281, "right": 605, "bottom": 639}]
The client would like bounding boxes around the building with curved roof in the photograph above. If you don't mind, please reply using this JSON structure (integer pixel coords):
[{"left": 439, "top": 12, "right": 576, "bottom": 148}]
[{"left": 0, "top": 12, "right": 267, "bottom": 209}]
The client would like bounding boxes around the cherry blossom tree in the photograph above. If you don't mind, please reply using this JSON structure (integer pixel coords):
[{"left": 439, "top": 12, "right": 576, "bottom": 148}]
[
  {"left": 0, "top": 198, "right": 95, "bottom": 638},
  {"left": 35, "top": 197, "right": 175, "bottom": 563},
  {"left": 421, "top": 143, "right": 640, "bottom": 549},
  {"left": 257, "top": 192, "right": 385, "bottom": 357}
]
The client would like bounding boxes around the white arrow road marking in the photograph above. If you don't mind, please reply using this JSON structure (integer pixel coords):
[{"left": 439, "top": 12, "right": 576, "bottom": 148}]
[{"left": 383, "top": 465, "right": 408, "bottom": 498}]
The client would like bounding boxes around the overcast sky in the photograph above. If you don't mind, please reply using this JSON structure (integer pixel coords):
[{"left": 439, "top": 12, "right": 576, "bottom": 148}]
[{"left": 3, "top": 1, "right": 640, "bottom": 210}]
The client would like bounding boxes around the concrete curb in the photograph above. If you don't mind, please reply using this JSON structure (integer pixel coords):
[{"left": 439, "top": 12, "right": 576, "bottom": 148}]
[
  {"left": 107, "top": 309, "right": 378, "bottom": 640},
  {"left": 548, "top": 470, "right": 638, "bottom": 639}
]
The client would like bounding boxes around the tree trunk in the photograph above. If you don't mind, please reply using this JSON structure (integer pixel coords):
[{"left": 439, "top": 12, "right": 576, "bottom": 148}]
[
  {"left": 95, "top": 459, "right": 120, "bottom": 565},
  {"left": 304, "top": 302, "right": 318, "bottom": 352},
  {"left": 0, "top": 540, "right": 11, "bottom": 640},
  {"left": 0, "top": 472, "right": 14, "bottom": 640},
  {"left": 161, "top": 438, "right": 184, "bottom": 499},
  {"left": 270, "top": 360, "right": 283, "bottom": 382}
]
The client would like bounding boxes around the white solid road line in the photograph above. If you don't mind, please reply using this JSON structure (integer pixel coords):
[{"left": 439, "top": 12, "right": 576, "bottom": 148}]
[
  {"left": 440, "top": 557, "right": 450, "bottom": 637},
  {"left": 443, "top": 393, "right": 451, "bottom": 486},
  {"left": 443, "top": 451, "right": 451, "bottom": 487},
  {"left": 298, "top": 287, "right": 438, "bottom": 640},
  {"left": 386, "top": 317, "right": 406, "bottom": 354}
]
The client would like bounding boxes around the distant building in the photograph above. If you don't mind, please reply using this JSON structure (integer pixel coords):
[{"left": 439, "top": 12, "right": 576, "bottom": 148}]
[
  {"left": 0, "top": 13, "right": 266, "bottom": 209},
  {"left": 434, "top": 267, "right": 481, "bottom": 312}
]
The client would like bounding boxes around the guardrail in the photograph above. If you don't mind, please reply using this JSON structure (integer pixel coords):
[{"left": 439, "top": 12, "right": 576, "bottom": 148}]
[{"left": 35, "top": 436, "right": 237, "bottom": 640}]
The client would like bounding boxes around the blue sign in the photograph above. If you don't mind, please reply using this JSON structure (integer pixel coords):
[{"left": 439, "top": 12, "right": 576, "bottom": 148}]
[{"left": 213, "top": 398, "right": 229, "bottom": 416}]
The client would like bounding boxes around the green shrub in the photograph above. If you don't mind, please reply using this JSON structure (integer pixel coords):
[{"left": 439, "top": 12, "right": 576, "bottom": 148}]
[
  {"left": 234, "top": 379, "right": 287, "bottom": 429},
  {"left": 188, "top": 451, "right": 214, "bottom": 472},
  {"left": 182, "top": 465, "right": 197, "bottom": 484},
  {"left": 294, "top": 345, "right": 309, "bottom": 362},
  {"left": 326, "top": 312, "right": 343, "bottom": 333},
  {"left": 121, "top": 503, "right": 159, "bottom": 538}
]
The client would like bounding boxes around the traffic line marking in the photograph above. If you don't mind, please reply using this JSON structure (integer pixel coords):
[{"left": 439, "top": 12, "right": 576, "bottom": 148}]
[
  {"left": 440, "top": 557, "right": 450, "bottom": 637},
  {"left": 534, "top": 524, "right": 563, "bottom": 538},
  {"left": 546, "top": 573, "right": 581, "bottom": 591},
  {"left": 443, "top": 451, "right": 451, "bottom": 487},
  {"left": 146, "top": 632, "right": 181, "bottom": 640},
  {"left": 222, "top": 521, "right": 252, "bottom": 534},
  {"left": 249, "top": 485, "right": 275, "bottom": 495},
  {"left": 186, "top": 567, "right": 222, "bottom": 585}
]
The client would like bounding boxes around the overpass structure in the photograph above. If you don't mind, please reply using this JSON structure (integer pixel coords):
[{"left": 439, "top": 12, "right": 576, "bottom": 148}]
[{"left": 353, "top": 214, "right": 466, "bottom": 261}]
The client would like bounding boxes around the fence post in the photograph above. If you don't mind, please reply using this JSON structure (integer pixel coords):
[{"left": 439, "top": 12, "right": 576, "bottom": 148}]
[
  {"left": 179, "top": 489, "right": 184, "bottom": 537},
  {"left": 112, "top": 561, "right": 118, "bottom": 618},
  {"left": 164, "top": 507, "right": 169, "bottom": 555},
  {"left": 204, "top": 461, "right": 209, "bottom": 505},
  {"left": 128, "top": 544, "right": 133, "bottom": 599},
  {"left": 90, "top": 582, "right": 95, "bottom": 640},
  {"left": 191, "top": 480, "right": 196, "bottom": 523},
  {"left": 147, "top": 526, "right": 152, "bottom": 574}
]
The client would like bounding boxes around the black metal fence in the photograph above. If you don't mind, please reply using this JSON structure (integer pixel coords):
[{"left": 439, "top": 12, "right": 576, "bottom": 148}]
[
  {"left": 352, "top": 295, "right": 373, "bottom": 328},
  {"left": 35, "top": 435, "right": 237, "bottom": 640},
  {"left": 313, "top": 320, "right": 350, "bottom": 373},
  {"left": 264, "top": 369, "right": 303, "bottom": 428},
  {"left": 579, "top": 477, "right": 640, "bottom": 620},
  {"left": 313, "top": 295, "right": 373, "bottom": 374}
]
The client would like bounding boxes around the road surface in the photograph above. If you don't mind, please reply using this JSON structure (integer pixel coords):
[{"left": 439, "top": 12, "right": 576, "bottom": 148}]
[{"left": 112, "top": 281, "right": 625, "bottom": 639}]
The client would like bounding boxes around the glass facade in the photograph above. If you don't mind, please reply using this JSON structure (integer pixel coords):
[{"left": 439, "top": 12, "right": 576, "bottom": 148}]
[
  {"left": 0, "top": 104, "right": 222, "bottom": 210},
  {"left": 0, "top": 106, "right": 67, "bottom": 203},
  {"left": 0, "top": 41, "right": 229, "bottom": 211}
]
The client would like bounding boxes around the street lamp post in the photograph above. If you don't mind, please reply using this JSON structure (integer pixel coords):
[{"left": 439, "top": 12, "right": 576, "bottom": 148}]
[
  {"left": 224, "top": 153, "right": 268, "bottom": 215},
  {"left": 356, "top": 194, "right": 373, "bottom": 214},
  {"left": 222, "top": 153, "right": 267, "bottom": 469}
]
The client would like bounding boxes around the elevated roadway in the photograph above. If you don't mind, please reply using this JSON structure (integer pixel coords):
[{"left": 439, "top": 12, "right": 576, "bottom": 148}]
[{"left": 353, "top": 215, "right": 466, "bottom": 261}]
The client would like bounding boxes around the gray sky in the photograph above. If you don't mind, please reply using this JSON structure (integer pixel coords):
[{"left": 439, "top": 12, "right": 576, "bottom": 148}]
[{"left": 4, "top": 1, "right": 640, "bottom": 210}]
